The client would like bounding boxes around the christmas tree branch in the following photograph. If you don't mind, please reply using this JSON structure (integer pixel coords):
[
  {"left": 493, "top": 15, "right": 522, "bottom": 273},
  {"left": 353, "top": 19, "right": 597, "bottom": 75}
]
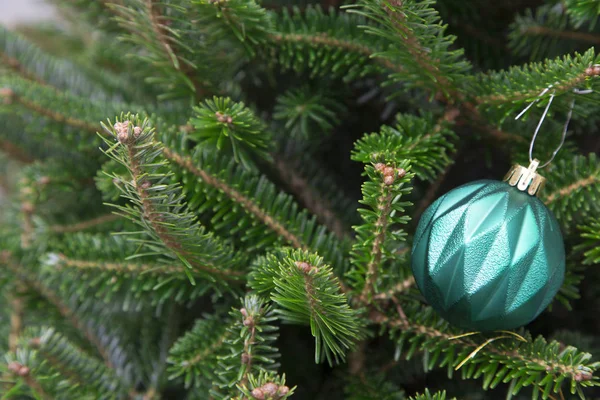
[
  {"left": 544, "top": 175, "right": 600, "bottom": 205},
  {"left": 373, "top": 276, "right": 415, "bottom": 301},
  {"left": 1, "top": 252, "right": 114, "bottom": 370},
  {"left": 110, "top": 0, "right": 206, "bottom": 98},
  {"left": 0, "top": 87, "right": 99, "bottom": 134},
  {"left": 7, "top": 362, "right": 53, "bottom": 400},
  {"left": 349, "top": 152, "right": 413, "bottom": 299},
  {"left": 0, "top": 139, "right": 34, "bottom": 164},
  {"left": 273, "top": 155, "right": 348, "bottom": 240},
  {"left": 143, "top": 0, "right": 204, "bottom": 95},
  {"left": 474, "top": 50, "right": 600, "bottom": 107},
  {"left": 522, "top": 26, "right": 600, "bottom": 44},
  {"left": 378, "top": 0, "right": 457, "bottom": 101},
  {"left": 50, "top": 254, "right": 189, "bottom": 276},
  {"left": 542, "top": 154, "right": 600, "bottom": 230},
  {"left": 163, "top": 147, "right": 306, "bottom": 250},
  {"left": 250, "top": 249, "right": 363, "bottom": 365},
  {"left": 268, "top": 31, "right": 402, "bottom": 73},
  {"left": 213, "top": 296, "right": 280, "bottom": 397},
  {"left": 8, "top": 292, "right": 24, "bottom": 353},
  {"left": 370, "top": 306, "right": 599, "bottom": 394},
  {"left": 359, "top": 166, "right": 397, "bottom": 302},
  {"left": 0, "top": 52, "right": 47, "bottom": 86},
  {"left": 346, "top": 0, "right": 470, "bottom": 102},
  {"left": 352, "top": 112, "right": 456, "bottom": 181},
  {"left": 103, "top": 116, "right": 246, "bottom": 284},
  {"left": 49, "top": 213, "right": 120, "bottom": 233},
  {"left": 27, "top": 329, "right": 132, "bottom": 398}
]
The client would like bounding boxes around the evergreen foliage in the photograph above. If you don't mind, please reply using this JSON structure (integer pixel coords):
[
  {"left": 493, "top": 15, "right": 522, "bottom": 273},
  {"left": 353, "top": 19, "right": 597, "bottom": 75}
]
[{"left": 2, "top": 0, "right": 600, "bottom": 399}]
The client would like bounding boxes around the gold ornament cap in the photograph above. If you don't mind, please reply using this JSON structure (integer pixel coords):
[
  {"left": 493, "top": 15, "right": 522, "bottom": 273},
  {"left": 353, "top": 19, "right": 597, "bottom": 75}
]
[{"left": 503, "top": 159, "right": 546, "bottom": 196}]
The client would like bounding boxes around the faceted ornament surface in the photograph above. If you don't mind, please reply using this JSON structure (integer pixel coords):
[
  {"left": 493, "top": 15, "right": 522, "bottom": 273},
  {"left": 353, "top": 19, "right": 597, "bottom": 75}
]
[{"left": 411, "top": 180, "right": 565, "bottom": 331}]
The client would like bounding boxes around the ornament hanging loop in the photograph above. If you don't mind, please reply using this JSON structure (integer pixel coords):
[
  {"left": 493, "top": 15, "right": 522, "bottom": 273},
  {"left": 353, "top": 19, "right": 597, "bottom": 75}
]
[{"left": 515, "top": 86, "right": 591, "bottom": 169}]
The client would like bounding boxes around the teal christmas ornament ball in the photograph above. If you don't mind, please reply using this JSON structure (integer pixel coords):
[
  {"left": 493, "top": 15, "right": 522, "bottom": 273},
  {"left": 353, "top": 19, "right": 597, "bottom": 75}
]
[{"left": 411, "top": 179, "right": 565, "bottom": 331}]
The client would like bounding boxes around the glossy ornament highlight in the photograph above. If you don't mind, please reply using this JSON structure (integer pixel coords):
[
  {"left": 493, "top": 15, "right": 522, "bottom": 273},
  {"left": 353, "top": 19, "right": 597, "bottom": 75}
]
[{"left": 411, "top": 179, "right": 565, "bottom": 331}]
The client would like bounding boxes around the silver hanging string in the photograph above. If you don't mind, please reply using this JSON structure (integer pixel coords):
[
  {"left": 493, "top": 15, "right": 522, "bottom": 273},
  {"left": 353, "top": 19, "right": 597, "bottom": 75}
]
[{"left": 515, "top": 86, "right": 592, "bottom": 168}]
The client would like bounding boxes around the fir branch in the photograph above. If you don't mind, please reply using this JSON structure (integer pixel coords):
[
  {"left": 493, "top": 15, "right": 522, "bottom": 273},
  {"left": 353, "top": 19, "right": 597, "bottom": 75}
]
[
  {"left": 28, "top": 328, "right": 131, "bottom": 399},
  {"left": 49, "top": 213, "right": 120, "bottom": 233},
  {"left": 268, "top": 29, "right": 401, "bottom": 74},
  {"left": 164, "top": 136, "right": 349, "bottom": 273},
  {"left": 345, "top": 0, "right": 471, "bottom": 101},
  {"left": 162, "top": 147, "right": 305, "bottom": 249},
  {"left": 50, "top": 254, "right": 187, "bottom": 276},
  {"left": 249, "top": 248, "right": 364, "bottom": 365},
  {"left": 273, "top": 154, "right": 348, "bottom": 240},
  {"left": 352, "top": 112, "right": 456, "bottom": 181},
  {"left": 542, "top": 153, "right": 600, "bottom": 231},
  {"left": 1, "top": 52, "right": 46, "bottom": 86},
  {"left": 273, "top": 85, "right": 348, "bottom": 141},
  {"left": 0, "top": 86, "right": 98, "bottom": 134},
  {"left": 377, "top": 0, "right": 456, "bottom": 100},
  {"left": 8, "top": 292, "right": 24, "bottom": 353},
  {"left": 212, "top": 295, "right": 280, "bottom": 399},
  {"left": 360, "top": 168, "right": 396, "bottom": 302},
  {"left": 188, "top": 97, "right": 273, "bottom": 169},
  {"left": 0, "top": 139, "right": 34, "bottom": 164},
  {"left": 263, "top": 6, "right": 393, "bottom": 80},
  {"left": 522, "top": 26, "right": 600, "bottom": 45},
  {"left": 349, "top": 159, "right": 413, "bottom": 300},
  {"left": 7, "top": 361, "right": 53, "bottom": 400},
  {"left": 101, "top": 114, "right": 246, "bottom": 284},
  {"left": 167, "top": 315, "right": 230, "bottom": 388},
  {"left": 109, "top": 0, "right": 211, "bottom": 99},
  {"left": 373, "top": 276, "right": 415, "bottom": 301},
  {"left": 42, "top": 233, "right": 222, "bottom": 305},
  {"left": 196, "top": 0, "right": 273, "bottom": 53},
  {"left": 370, "top": 304, "right": 600, "bottom": 397},
  {"left": 1, "top": 252, "right": 114, "bottom": 370},
  {"left": 545, "top": 175, "right": 599, "bottom": 205},
  {"left": 474, "top": 49, "right": 600, "bottom": 110},
  {"left": 577, "top": 219, "right": 600, "bottom": 265}
]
